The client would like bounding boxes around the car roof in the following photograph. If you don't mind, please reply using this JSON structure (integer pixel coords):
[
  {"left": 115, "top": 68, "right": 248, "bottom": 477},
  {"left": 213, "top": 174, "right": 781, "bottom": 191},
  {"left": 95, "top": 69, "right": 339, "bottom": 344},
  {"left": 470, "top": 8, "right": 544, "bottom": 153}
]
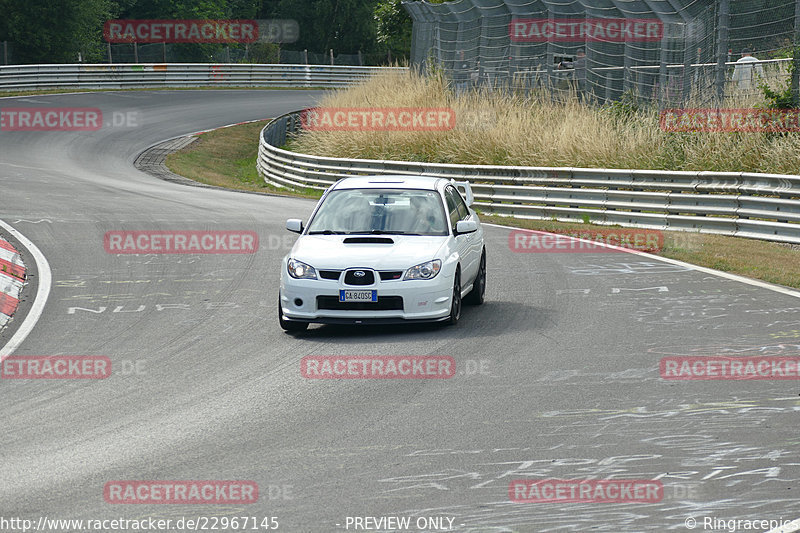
[{"left": 330, "top": 175, "right": 446, "bottom": 191}]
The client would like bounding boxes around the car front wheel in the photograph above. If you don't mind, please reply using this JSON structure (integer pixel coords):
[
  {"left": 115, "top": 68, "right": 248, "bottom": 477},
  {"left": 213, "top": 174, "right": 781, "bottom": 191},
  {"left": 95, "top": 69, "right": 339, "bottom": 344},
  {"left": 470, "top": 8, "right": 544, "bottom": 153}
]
[
  {"left": 446, "top": 269, "right": 462, "bottom": 326},
  {"left": 464, "top": 250, "right": 486, "bottom": 305}
]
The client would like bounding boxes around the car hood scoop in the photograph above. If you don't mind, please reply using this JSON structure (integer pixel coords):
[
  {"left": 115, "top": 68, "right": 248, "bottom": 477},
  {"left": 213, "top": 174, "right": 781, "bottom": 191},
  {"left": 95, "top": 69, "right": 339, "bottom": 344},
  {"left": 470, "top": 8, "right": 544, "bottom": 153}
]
[{"left": 342, "top": 237, "right": 395, "bottom": 244}]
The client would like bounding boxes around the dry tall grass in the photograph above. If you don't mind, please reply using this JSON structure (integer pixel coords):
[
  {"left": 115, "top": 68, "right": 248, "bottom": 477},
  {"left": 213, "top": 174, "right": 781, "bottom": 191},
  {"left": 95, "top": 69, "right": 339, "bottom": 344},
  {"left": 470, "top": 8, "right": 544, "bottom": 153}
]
[{"left": 291, "top": 68, "right": 800, "bottom": 174}]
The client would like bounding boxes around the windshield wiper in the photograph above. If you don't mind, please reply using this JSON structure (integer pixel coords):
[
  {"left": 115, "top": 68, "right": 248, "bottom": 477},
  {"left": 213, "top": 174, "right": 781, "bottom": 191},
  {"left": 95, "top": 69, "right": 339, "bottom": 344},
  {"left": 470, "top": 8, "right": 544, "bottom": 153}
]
[{"left": 307, "top": 230, "right": 346, "bottom": 235}]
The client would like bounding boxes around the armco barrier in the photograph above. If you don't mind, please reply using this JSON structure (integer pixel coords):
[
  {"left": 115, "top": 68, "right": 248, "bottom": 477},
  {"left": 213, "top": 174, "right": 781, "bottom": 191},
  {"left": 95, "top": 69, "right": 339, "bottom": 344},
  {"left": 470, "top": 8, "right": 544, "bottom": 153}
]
[
  {"left": 257, "top": 110, "right": 800, "bottom": 245},
  {"left": 0, "top": 63, "right": 407, "bottom": 91}
]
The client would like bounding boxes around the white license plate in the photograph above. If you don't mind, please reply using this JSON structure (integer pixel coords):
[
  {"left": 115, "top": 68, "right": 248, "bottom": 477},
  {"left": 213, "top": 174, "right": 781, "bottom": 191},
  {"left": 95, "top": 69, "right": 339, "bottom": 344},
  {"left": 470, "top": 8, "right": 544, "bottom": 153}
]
[{"left": 340, "top": 290, "right": 377, "bottom": 302}]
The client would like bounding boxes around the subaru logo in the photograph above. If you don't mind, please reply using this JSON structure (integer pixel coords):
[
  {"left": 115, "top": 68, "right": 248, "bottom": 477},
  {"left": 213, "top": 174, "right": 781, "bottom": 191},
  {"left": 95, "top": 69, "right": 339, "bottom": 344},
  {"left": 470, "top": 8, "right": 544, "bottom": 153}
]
[{"left": 353, "top": 270, "right": 365, "bottom": 277}]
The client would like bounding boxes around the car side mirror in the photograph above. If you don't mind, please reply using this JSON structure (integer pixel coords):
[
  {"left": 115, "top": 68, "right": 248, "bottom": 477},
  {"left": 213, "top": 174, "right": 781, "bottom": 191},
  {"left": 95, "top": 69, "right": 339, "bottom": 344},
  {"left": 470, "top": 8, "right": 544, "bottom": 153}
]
[
  {"left": 286, "top": 219, "right": 304, "bottom": 233},
  {"left": 455, "top": 220, "right": 477, "bottom": 235}
]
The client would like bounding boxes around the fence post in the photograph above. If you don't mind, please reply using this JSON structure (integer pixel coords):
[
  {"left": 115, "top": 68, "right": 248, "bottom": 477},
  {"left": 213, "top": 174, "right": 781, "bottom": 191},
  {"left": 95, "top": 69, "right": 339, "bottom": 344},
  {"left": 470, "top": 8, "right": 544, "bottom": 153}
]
[
  {"left": 162, "top": 41, "right": 167, "bottom": 63},
  {"left": 681, "top": 26, "right": 694, "bottom": 103},
  {"left": 793, "top": 0, "right": 800, "bottom": 106},
  {"left": 715, "top": 0, "right": 730, "bottom": 103},
  {"left": 623, "top": 30, "right": 633, "bottom": 95},
  {"left": 330, "top": 49, "right": 334, "bottom": 65},
  {"left": 3, "top": 41, "right": 7, "bottom": 65},
  {"left": 304, "top": 49, "right": 308, "bottom": 64},
  {"left": 134, "top": 42, "right": 139, "bottom": 63},
  {"left": 107, "top": 41, "right": 112, "bottom": 63},
  {"left": 658, "top": 29, "right": 669, "bottom": 106}
]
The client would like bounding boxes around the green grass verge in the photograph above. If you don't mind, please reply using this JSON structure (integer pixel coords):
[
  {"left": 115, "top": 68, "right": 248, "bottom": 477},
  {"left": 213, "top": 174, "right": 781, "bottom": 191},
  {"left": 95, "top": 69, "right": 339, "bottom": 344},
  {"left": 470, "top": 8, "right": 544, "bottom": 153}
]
[{"left": 165, "top": 120, "right": 322, "bottom": 199}]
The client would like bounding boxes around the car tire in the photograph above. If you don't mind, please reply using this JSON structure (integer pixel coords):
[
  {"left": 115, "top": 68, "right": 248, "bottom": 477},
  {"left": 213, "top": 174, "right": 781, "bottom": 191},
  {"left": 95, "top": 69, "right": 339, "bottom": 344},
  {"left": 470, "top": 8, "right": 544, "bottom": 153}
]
[
  {"left": 278, "top": 297, "right": 309, "bottom": 332},
  {"left": 464, "top": 250, "right": 486, "bottom": 305},
  {"left": 446, "top": 269, "right": 462, "bottom": 326}
]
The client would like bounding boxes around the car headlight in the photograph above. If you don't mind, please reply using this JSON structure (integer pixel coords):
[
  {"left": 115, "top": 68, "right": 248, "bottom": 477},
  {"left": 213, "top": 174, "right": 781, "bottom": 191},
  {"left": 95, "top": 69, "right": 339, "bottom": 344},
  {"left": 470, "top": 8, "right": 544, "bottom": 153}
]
[
  {"left": 404, "top": 259, "right": 442, "bottom": 280},
  {"left": 287, "top": 258, "right": 317, "bottom": 279}
]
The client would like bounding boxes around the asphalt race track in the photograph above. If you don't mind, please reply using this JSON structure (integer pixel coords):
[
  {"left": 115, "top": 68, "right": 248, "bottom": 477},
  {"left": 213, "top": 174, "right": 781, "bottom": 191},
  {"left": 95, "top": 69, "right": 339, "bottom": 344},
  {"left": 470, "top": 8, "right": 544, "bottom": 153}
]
[{"left": 1, "top": 90, "right": 800, "bottom": 533}]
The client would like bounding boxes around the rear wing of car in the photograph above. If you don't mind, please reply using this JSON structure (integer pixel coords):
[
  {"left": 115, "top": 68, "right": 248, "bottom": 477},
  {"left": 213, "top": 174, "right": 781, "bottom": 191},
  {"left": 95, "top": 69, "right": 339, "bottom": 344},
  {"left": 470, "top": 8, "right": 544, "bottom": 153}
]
[{"left": 450, "top": 179, "right": 474, "bottom": 207}]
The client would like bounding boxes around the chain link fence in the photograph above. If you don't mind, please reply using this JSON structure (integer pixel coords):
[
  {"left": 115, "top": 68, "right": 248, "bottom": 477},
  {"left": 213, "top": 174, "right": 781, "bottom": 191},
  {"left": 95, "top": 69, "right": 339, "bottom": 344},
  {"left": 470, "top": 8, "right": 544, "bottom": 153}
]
[{"left": 402, "top": 0, "right": 800, "bottom": 106}]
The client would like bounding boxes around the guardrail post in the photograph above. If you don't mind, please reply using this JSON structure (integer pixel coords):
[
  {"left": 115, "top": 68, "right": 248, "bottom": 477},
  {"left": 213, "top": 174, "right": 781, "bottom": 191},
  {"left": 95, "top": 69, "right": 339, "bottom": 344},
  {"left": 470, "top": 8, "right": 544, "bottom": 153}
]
[{"left": 733, "top": 190, "right": 742, "bottom": 238}]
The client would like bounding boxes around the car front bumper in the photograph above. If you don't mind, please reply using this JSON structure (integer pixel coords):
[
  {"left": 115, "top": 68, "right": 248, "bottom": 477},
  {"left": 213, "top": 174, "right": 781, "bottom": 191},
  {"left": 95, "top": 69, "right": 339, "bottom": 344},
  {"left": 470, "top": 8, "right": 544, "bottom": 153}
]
[{"left": 279, "top": 275, "right": 454, "bottom": 324}]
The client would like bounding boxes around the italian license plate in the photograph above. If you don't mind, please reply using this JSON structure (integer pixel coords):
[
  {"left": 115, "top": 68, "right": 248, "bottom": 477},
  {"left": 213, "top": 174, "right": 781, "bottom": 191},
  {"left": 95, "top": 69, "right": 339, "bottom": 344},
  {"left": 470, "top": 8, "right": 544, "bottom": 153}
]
[{"left": 340, "top": 290, "right": 377, "bottom": 302}]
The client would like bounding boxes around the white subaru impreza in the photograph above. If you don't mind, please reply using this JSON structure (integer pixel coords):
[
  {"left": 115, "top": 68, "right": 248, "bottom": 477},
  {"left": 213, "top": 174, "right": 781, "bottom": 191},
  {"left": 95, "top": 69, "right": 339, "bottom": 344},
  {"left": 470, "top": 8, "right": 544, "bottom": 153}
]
[{"left": 278, "top": 176, "right": 486, "bottom": 331}]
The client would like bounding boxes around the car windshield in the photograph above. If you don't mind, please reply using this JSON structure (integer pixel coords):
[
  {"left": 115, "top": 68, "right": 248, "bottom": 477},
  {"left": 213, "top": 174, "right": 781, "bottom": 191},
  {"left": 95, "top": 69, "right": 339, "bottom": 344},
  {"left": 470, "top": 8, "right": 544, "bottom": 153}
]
[{"left": 306, "top": 188, "right": 448, "bottom": 236}]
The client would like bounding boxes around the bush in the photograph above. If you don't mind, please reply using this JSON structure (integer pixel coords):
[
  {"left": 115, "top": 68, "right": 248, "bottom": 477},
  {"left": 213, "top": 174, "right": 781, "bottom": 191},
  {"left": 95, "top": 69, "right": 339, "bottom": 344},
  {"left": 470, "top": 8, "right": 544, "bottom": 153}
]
[
  {"left": 761, "top": 50, "right": 799, "bottom": 110},
  {"left": 246, "top": 43, "right": 280, "bottom": 64}
]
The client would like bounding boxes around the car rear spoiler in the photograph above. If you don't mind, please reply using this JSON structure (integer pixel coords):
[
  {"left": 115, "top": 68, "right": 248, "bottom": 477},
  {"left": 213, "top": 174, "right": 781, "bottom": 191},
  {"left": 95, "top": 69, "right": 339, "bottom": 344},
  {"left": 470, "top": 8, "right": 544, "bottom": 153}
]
[{"left": 450, "top": 179, "right": 474, "bottom": 207}]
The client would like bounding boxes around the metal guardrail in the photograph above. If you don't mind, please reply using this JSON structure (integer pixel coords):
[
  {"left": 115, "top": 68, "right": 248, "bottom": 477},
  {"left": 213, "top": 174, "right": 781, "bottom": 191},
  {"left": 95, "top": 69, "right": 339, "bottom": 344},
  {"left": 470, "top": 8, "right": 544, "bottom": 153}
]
[
  {"left": 257, "top": 110, "right": 800, "bottom": 244},
  {"left": 0, "top": 63, "right": 407, "bottom": 90}
]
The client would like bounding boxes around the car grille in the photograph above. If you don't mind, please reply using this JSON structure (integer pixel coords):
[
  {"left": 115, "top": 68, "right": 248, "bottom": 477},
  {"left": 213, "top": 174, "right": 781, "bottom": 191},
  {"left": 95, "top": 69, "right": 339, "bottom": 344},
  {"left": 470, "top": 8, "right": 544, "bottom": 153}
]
[
  {"left": 344, "top": 269, "right": 375, "bottom": 285},
  {"left": 318, "top": 270, "right": 402, "bottom": 282},
  {"left": 319, "top": 270, "right": 341, "bottom": 281},
  {"left": 317, "top": 296, "right": 404, "bottom": 311}
]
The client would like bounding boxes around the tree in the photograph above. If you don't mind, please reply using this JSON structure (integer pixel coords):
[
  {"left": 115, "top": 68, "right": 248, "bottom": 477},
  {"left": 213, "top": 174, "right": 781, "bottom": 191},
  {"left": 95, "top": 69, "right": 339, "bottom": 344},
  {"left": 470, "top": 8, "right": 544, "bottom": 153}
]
[
  {"left": 266, "top": 0, "right": 381, "bottom": 55},
  {"left": 112, "top": 0, "right": 261, "bottom": 62},
  {"left": 2, "top": 0, "right": 113, "bottom": 63},
  {"left": 0, "top": 0, "right": 400, "bottom": 64},
  {"left": 375, "top": 0, "right": 412, "bottom": 60}
]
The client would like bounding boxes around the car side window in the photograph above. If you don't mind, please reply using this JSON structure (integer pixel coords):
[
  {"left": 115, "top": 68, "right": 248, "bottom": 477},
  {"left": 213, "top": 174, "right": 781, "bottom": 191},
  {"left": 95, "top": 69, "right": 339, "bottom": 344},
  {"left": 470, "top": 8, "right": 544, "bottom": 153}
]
[
  {"left": 446, "top": 186, "right": 470, "bottom": 222},
  {"left": 453, "top": 189, "right": 470, "bottom": 220},
  {"left": 445, "top": 187, "right": 461, "bottom": 229}
]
